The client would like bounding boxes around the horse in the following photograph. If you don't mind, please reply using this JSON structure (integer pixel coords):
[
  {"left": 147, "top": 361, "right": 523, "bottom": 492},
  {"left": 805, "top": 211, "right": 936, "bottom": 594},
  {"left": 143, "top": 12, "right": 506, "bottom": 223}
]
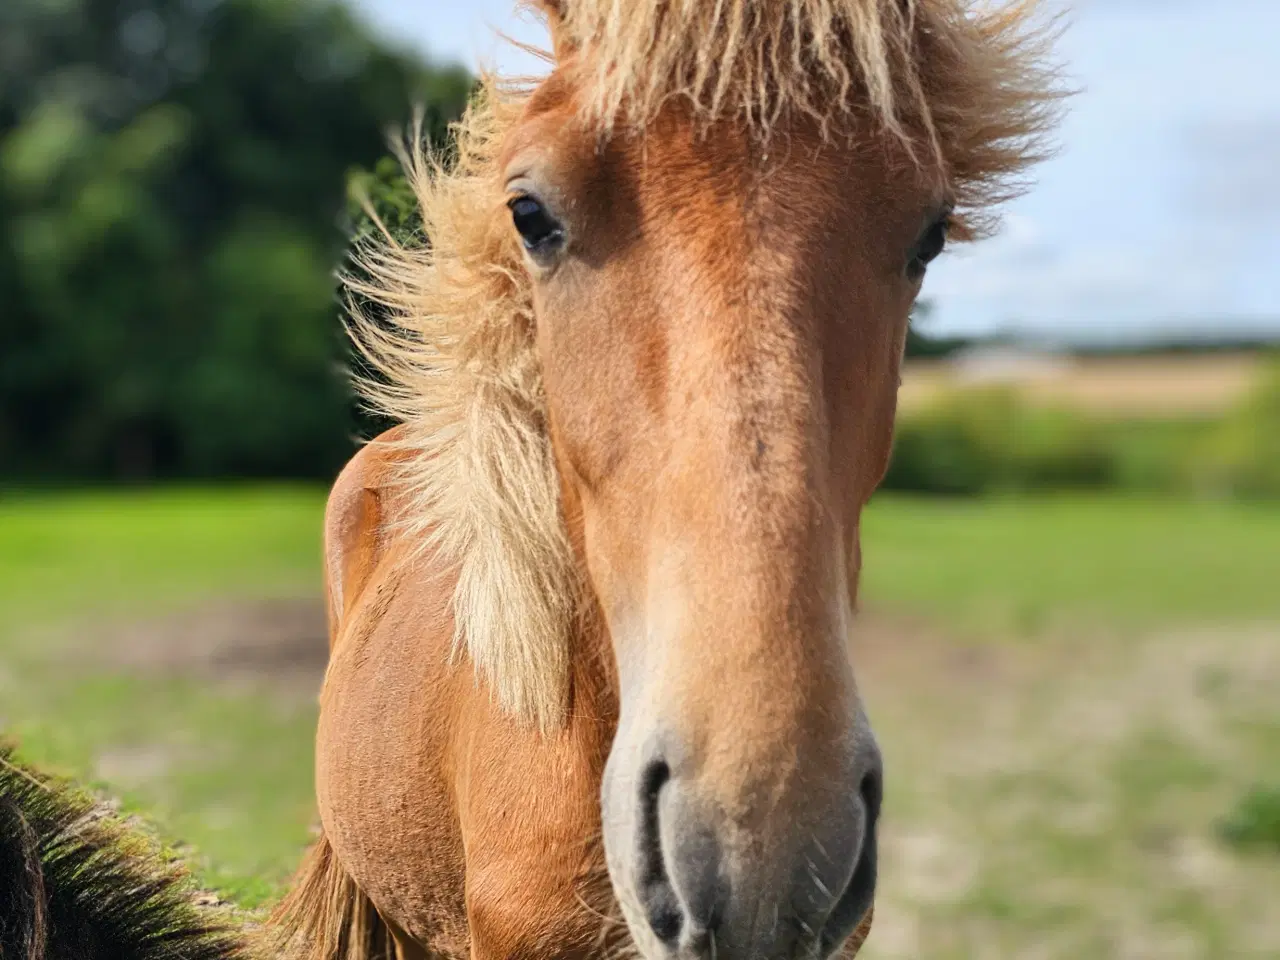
[
  {"left": 0, "top": 746, "right": 250, "bottom": 960},
  {"left": 269, "top": 2, "right": 1064, "bottom": 959}
]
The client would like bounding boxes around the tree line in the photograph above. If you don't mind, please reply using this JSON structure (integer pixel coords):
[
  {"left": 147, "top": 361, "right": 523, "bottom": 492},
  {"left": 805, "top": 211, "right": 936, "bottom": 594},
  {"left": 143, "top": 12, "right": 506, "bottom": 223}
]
[{"left": 0, "top": 0, "right": 468, "bottom": 480}]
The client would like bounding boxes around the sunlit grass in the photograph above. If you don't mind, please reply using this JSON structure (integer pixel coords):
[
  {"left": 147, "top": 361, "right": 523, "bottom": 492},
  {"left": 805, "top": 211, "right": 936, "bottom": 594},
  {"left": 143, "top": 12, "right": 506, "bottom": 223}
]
[
  {"left": 861, "top": 494, "right": 1280, "bottom": 636},
  {"left": 0, "top": 486, "right": 325, "bottom": 628}
]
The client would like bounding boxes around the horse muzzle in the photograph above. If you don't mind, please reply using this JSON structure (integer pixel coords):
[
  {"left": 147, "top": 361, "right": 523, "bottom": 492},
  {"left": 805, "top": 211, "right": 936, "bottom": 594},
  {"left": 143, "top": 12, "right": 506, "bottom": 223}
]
[{"left": 601, "top": 725, "right": 882, "bottom": 960}]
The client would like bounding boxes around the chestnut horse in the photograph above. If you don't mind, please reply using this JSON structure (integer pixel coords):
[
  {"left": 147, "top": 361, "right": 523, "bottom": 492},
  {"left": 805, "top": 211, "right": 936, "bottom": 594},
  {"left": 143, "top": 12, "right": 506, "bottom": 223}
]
[{"left": 274, "top": 2, "right": 1062, "bottom": 958}]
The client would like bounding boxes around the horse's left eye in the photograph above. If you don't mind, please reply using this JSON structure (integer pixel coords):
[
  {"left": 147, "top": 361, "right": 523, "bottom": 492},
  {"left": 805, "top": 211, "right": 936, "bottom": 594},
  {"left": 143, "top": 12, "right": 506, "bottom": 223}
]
[
  {"left": 908, "top": 216, "right": 949, "bottom": 279},
  {"left": 508, "top": 195, "right": 564, "bottom": 256}
]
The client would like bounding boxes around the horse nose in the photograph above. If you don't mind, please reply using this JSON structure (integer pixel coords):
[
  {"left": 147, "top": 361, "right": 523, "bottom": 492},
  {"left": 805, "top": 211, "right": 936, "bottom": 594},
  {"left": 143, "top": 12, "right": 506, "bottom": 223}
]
[{"left": 631, "top": 743, "right": 882, "bottom": 958}]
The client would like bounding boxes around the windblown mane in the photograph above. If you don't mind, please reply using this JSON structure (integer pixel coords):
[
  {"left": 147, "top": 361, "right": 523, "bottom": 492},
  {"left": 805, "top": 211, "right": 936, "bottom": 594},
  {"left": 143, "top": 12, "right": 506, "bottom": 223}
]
[
  {"left": 0, "top": 746, "right": 250, "bottom": 960},
  {"left": 345, "top": 0, "right": 1065, "bottom": 731},
  {"left": 558, "top": 0, "right": 1063, "bottom": 225}
]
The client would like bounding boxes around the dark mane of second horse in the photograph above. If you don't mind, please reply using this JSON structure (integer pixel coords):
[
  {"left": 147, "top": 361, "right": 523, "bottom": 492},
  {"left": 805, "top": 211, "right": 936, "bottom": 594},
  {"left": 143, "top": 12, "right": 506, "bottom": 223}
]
[{"left": 0, "top": 746, "right": 251, "bottom": 960}]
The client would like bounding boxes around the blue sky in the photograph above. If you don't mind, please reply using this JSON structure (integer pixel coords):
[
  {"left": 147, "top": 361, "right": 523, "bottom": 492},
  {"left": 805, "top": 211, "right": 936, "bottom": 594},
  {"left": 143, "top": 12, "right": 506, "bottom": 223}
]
[{"left": 345, "top": 0, "right": 1279, "bottom": 339}]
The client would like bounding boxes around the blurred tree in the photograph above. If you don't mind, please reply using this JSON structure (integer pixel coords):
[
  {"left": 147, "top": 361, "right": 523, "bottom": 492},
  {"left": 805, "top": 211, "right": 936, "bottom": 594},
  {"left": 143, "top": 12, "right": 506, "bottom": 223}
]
[
  {"left": 339, "top": 150, "right": 424, "bottom": 443},
  {"left": 0, "top": 0, "right": 470, "bottom": 480},
  {"left": 346, "top": 152, "right": 423, "bottom": 248},
  {"left": 905, "top": 299, "right": 971, "bottom": 359}
]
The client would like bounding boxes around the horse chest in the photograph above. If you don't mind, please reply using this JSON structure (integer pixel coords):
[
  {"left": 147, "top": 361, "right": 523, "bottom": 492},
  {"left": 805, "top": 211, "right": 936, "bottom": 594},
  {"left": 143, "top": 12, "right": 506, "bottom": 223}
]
[
  {"left": 316, "top": 601, "right": 471, "bottom": 955},
  {"left": 316, "top": 585, "right": 622, "bottom": 958}
]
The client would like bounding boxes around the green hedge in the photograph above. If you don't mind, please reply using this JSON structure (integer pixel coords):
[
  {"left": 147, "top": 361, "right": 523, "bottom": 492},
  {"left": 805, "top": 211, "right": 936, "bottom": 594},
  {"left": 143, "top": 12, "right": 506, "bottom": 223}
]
[
  {"left": 1186, "top": 360, "right": 1280, "bottom": 498},
  {"left": 883, "top": 359, "right": 1280, "bottom": 499}
]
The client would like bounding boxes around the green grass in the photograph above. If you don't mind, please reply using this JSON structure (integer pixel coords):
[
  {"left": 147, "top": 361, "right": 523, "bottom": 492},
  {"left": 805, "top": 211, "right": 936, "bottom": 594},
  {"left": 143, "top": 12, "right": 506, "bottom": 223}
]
[
  {"left": 1, "top": 486, "right": 1278, "bottom": 946},
  {"left": 0, "top": 486, "right": 325, "bottom": 628},
  {"left": 861, "top": 494, "right": 1280, "bottom": 636}
]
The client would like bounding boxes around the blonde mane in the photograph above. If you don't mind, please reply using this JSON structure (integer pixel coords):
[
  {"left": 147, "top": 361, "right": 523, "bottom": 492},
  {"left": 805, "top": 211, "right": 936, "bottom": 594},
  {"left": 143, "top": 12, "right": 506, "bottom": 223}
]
[{"left": 346, "top": 0, "right": 1066, "bottom": 731}]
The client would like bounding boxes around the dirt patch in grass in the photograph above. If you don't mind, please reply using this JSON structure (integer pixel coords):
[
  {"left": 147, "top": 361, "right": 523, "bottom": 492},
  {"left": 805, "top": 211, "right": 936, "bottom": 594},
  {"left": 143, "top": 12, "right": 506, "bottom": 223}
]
[
  {"left": 95, "top": 742, "right": 180, "bottom": 785},
  {"left": 855, "top": 615, "right": 1280, "bottom": 960},
  {"left": 90, "top": 596, "right": 329, "bottom": 696},
  {"left": 853, "top": 609, "right": 1012, "bottom": 683}
]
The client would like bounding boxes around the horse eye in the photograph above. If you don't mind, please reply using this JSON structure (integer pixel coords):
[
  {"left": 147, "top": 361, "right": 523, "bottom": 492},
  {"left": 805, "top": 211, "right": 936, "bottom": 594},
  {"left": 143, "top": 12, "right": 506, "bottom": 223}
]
[
  {"left": 908, "top": 216, "right": 949, "bottom": 279},
  {"left": 508, "top": 195, "right": 564, "bottom": 256}
]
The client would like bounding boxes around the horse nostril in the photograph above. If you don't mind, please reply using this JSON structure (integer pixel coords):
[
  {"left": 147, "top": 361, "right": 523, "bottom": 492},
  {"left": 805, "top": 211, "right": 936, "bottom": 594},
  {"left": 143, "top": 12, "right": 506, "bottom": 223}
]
[
  {"left": 819, "top": 761, "right": 883, "bottom": 953},
  {"left": 636, "top": 758, "right": 682, "bottom": 944},
  {"left": 859, "top": 765, "right": 882, "bottom": 826},
  {"left": 647, "top": 900, "right": 682, "bottom": 944}
]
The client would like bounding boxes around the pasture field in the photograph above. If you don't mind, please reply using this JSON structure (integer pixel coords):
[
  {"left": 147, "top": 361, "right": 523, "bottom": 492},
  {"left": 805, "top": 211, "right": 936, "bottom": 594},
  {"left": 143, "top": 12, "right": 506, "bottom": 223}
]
[
  {"left": 0, "top": 487, "right": 1277, "bottom": 955},
  {"left": 859, "top": 499, "right": 1280, "bottom": 958}
]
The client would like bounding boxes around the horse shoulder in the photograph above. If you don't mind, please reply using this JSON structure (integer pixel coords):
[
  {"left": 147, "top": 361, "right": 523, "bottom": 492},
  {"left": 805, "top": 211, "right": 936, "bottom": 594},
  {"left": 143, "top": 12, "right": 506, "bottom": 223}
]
[
  {"left": 317, "top": 432, "right": 473, "bottom": 956},
  {"left": 323, "top": 426, "right": 412, "bottom": 648}
]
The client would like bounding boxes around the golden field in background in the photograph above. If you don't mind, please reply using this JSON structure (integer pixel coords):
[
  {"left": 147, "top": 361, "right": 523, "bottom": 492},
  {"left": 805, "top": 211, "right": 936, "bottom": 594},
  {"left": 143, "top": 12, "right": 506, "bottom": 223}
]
[{"left": 899, "top": 352, "right": 1266, "bottom": 418}]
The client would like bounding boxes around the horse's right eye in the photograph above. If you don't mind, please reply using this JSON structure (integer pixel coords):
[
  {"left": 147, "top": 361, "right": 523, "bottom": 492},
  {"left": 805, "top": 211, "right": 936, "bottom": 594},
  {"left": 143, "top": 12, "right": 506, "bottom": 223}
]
[
  {"left": 508, "top": 195, "right": 565, "bottom": 256},
  {"left": 907, "top": 214, "right": 950, "bottom": 280}
]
